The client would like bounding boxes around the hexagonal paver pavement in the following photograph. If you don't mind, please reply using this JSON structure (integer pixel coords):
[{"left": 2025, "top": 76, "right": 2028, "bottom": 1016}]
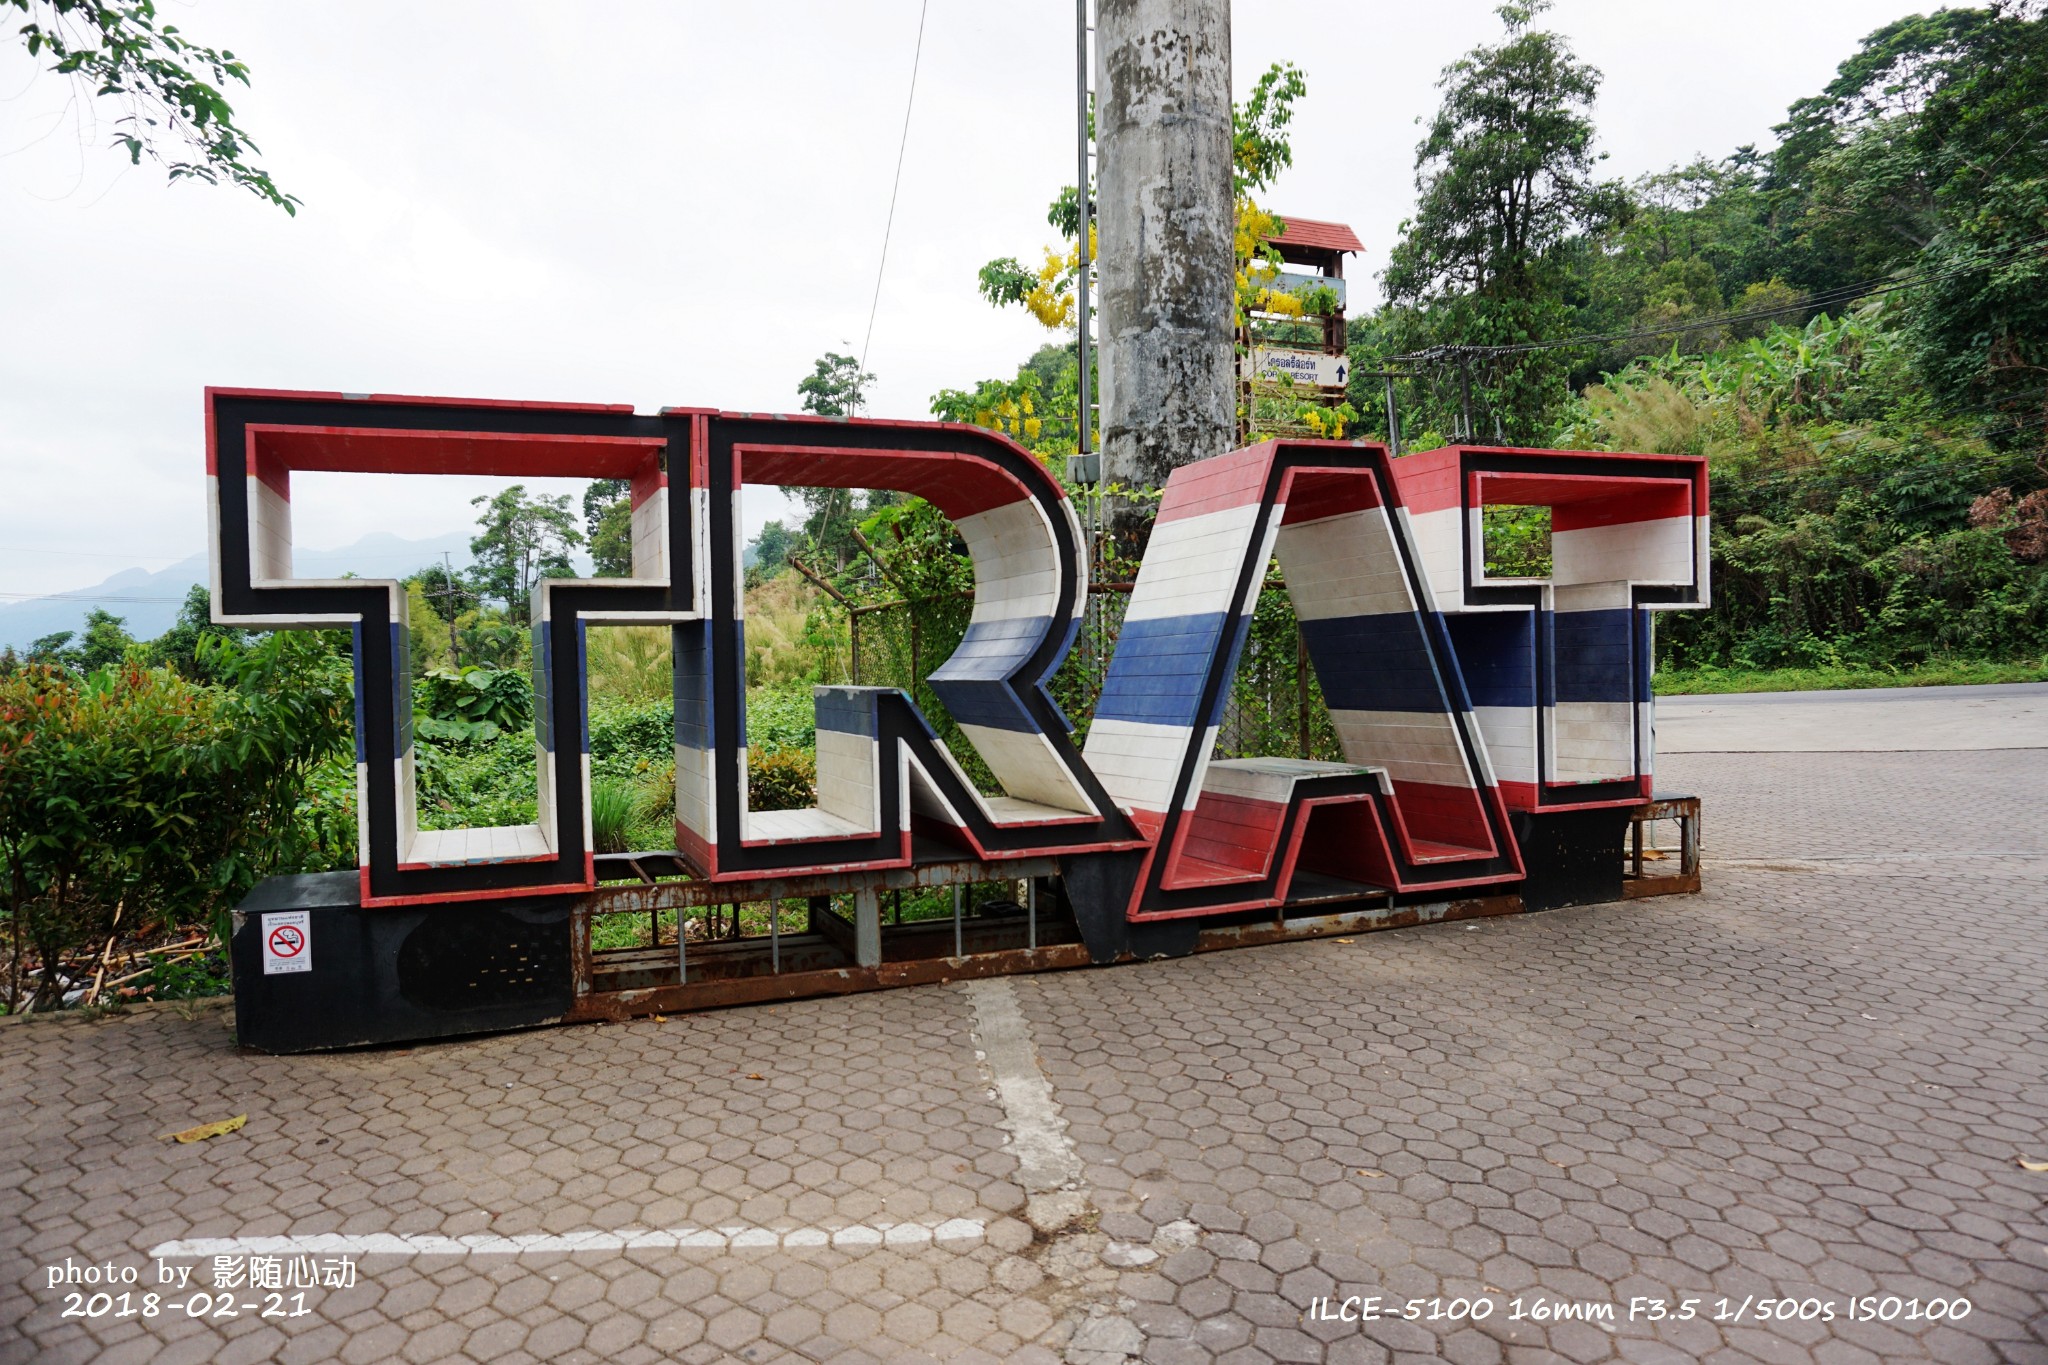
[
  {"left": 1014, "top": 749, "right": 2048, "bottom": 1363},
  {"left": 3, "top": 746, "right": 2044, "bottom": 1364}
]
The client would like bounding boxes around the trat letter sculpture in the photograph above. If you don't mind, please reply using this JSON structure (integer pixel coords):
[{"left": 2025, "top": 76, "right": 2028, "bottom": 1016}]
[{"left": 208, "top": 389, "right": 1707, "bottom": 1051}]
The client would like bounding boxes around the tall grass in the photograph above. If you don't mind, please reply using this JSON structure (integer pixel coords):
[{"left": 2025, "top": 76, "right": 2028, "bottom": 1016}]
[
  {"left": 582, "top": 575, "right": 846, "bottom": 708},
  {"left": 588, "top": 778, "right": 646, "bottom": 853},
  {"left": 586, "top": 626, "right": 671, "bottom": 704},
  {"left": 742, "top": 574, "right": 847, "bottom": 687}
]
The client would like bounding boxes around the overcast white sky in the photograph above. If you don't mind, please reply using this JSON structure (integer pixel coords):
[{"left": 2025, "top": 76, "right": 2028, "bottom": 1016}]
[{"left": 1, "top": 0, "right": 1904, "bottom": 601}]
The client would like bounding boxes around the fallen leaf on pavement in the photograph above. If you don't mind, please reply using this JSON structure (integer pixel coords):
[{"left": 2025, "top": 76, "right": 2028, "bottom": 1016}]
[
  {"left": 1334, "top": 939, "right": 1354, "bottom": 945},
  {"left": 745, "top": 1073, "right": 765, "bottom": 1081},
  {"left": 2019, "top": 1156, "right": 2048, "bottom": 1172},
  {"left": 162, "top": 1114, "right": 247, "bottom": 1144},
  {"left": 1357, "top": 1169, "right": 1387, "bottom": 1179}
]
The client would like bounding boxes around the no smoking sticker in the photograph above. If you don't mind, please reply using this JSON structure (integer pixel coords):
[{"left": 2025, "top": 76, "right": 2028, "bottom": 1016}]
[{"left": 262, "top": 910, "right": 311, "bottom": 975}]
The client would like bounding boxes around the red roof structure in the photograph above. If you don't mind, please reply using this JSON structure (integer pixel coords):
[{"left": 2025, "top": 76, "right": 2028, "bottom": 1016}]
[{"left": 1262, "top": 215, "right": 1364, "bottom": 256}]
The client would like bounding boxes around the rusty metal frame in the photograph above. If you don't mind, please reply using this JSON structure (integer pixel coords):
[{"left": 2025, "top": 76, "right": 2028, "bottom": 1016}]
[
  {"left": 1191, "top": 892, "right": 1518, "bottom": 951},
  {"left": 569, "top": 853, "right": 1065, "bottom": 1021},
  {"left": 562, "top": 796, "right": 1704, "bottom": 1024},
  {"left": 566, "top": 834, "right": 1538, "bottom": 1023},
  {"left": 568, "top": 942, "right": 1094, "bottom": 1021},
  {"left": 1622, "top": 794, "right": 1702, "bottom": 898},
  {"left": 566, "top": 885, "right": 1526, "bottom": 1023}
]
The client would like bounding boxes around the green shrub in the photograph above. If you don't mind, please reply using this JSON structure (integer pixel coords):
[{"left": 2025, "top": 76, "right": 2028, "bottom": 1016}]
[
  {"left": 296, "top": 750, "right": 360, "bottom": 872},
  {"left": 0, "top": 634, "right": 352, "bottom": 1010},
  {"left": 414, "top": 728, "right": 537, "bottom": 830},
  {"left": 644, "top": 762, "right": 676, "bottom": 823},
  {"left": 588, "top": 779, "right": 645, "bottom": 854},
  {"left": 749, "top": 749, "right": 816, "bottom": 812},
  {"left": 745, "top": 688, "right": 817, "bottom": 753},
  {"left": 409, "top": 690, "right": 839, "bottom": 847},
  {"left": 415, "top": 665, "right": 530, "bottom": 742},
  {"left": 588, "top": 699, "right": 675, "bottom": 779},
  {"left": 119, "top": 945, "right": 232, "bottom": 1003},
  {"left": 1565, "top": 311, "right": 2048, "bottom": 674}
]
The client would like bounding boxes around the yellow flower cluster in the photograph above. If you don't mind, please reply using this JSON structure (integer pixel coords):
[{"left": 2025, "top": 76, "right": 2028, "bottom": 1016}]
[
  {"left": 1297, "top": 405, "right": 1349, "bottom": 439},
  {"left": 1025, "top": 247, "right": 1075, "bottom": 329},
  {"left": 1233, "top": 199, "right": 1291, "bottom": 323},
  {"left": 1021, "top": 225, "right": 1100, "bottom": 333},
  {"left": 972, "top": 392, "right": 1042, "bottom": 444},
  {"left": 1234, "top": 199, "right": 1279, "bottom": 263},
  {"left": 1255, "top": 285, "right": 1305, "bottom": 318}
]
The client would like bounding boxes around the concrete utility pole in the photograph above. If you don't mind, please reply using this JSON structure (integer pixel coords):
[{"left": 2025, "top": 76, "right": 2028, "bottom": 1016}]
[{"left": 1093, "top": 0, "right": 1235, "bottom": 511}]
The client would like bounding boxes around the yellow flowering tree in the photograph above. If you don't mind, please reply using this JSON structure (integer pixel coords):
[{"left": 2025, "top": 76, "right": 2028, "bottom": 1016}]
[
  {"left": 930, "top": 371, "right": 1046, "bottom": 447},
  {"left": 968, "top": 62, "right": 1352, "bottom": 441},
  {"left": 1230, "top": 63, "right": 1359, "bottom": 439},
  {"left": 976, "top": 63, "right": 1308, "bottom": 346},
  {"left": 976, "top": 226, "right": 1098, "bottom": 333}
]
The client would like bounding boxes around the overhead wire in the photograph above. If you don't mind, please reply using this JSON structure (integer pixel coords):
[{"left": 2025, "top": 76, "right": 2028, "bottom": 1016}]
[
  {"left": 858, "top": 0, "right": 932, "bottom": 386},
  {"left": 782, "top": 0, "right": 934, "bottom": 588}
]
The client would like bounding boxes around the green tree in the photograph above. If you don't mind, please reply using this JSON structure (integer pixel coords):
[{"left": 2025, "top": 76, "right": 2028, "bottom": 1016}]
[
  {"left": 788, "top": 352, "right": 887, "bottom": 570},
  {"left": 1885, "top": 6, "right": 2046, "bottom": 433},
  {"left": 979, "top": 61, "right": 1307, "bottom": 340},
  {"left": 407, "top": 562, "right": 469, "bottom": 623},
  {"left": 73, "top": 608, "right": 135, "bottom": 673},
  {"left": 468, "top": 486, "right": 582, "bottom": 626},
  {"left": 1548, "top": 157, "right": 1794, "bottom": 376},
  {"left": 1232, "top": 61, "right": 1307, "bottom": 195},
  {"left": 581, "top": 479, "right": 634, "bottom": 577},
  {"left": 148, "top": 584, "right": 245, "bottom": 681},
  {"left": 747, "top": 519, "right": 795, "bottom": 576},
  {"left": 25, "top": 632, "right": 74, "bottom": 668},
  {"left": 1757, "top": 6, "right": 2048, "bottom": 438},
  {"left": 1769, "top": 9, "right": 1995, "bottom": 280},
  {"left": 1378, "top": 0, "right": 1628, "bottom": 442},
  {"left": 798, "top": 351, "right": 873, "bottom": 417},
  {"left": 5, "top": 0, "right": 297, "bottom": 212}
]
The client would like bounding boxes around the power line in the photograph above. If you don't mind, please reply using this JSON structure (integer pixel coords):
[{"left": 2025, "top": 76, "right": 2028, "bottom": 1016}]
[{"left": 858, "top": 0, "right": 932, "bottom": 386}]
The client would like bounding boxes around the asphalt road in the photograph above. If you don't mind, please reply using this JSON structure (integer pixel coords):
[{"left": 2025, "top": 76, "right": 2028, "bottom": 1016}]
[{"left": 1657, "top": 681, "right": 2048, "bottom": 752}]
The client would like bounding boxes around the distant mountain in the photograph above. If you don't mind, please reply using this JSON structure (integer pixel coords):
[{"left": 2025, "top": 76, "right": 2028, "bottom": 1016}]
[{"left": 0, "top": 531, "right": 476, "bottom": 648}]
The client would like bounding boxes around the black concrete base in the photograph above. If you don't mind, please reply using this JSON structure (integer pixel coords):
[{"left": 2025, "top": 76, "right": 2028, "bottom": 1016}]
[
  {"left": 229, "top": 873, "right": 575, "bottom": 1053},
  {"left": 1059, "top": 852, "right": 1142, "bottom": 963},
  {"left": 1060, "top": 852, "right": 1202, "bottom": 963},
  {"left": 1512, "top": 808, "right": 1631, "bottom": 911}
]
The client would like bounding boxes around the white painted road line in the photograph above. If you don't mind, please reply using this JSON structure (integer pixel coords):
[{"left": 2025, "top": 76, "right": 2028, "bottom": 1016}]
[
  {"left": 959, "top": 978, "right": 1151, "bottom": 1357},
  {"left": 960, "top": 974, "right": 1099, "bottom": 1244},
  {"left": 959, "top": 976, "right": 1084, "bottom": 1196},
  {"left": 148, "top": 1218, "right": 988, "bottom": 1259}
]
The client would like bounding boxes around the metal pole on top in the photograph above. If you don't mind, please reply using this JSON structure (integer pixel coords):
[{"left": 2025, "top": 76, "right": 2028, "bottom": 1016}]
[{"left": 1075, "top": 0, "right": 1093, "bottom": 467}]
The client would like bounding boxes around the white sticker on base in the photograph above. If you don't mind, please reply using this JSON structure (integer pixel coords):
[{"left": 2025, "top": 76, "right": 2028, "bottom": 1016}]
[{"left": 262, "top": 911, "right": 311, "bottom": 975}]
